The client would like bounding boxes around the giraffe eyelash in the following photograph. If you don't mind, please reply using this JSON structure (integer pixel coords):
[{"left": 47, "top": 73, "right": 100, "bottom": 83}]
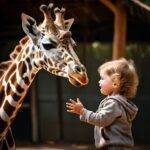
[{"left": 49, "top": 39, "right": 57, "bottom": 47}]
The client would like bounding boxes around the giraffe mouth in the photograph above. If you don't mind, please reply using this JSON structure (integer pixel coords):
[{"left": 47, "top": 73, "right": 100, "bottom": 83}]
[{"left": 68, "top": 72, "right": 89, "bottom": 87}]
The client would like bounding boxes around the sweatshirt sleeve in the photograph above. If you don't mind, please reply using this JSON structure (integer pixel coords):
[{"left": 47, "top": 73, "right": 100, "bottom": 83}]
[{"left": 80, "top": 99, "right": 122, "bottom": 127}]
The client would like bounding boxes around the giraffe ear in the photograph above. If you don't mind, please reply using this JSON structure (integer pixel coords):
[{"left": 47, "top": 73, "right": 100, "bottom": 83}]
[
  {"left": 64, "top": 18, "right": 74, "bottom": 30},
  {"left": 21, "top": 13, "right": 39, "bottom": 40}
]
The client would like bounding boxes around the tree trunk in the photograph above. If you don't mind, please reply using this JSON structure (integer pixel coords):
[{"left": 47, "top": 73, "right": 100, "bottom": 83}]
[
  {"left": 100, "top": 0, "right": 127, "bottom": 59},
  {"left": 31, "top": 79, "right": 39, "bottom": 142}
]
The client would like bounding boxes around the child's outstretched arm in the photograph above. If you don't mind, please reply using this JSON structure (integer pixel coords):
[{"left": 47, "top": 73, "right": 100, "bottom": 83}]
[
  {"left": 66, "top": 98, "right": 122, "bottom": 127},
  {"left": 66, "top": 98, "right": 84, "bottom": 115}
]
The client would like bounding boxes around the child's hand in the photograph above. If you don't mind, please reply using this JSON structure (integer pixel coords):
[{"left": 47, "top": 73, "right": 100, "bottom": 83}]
[{"left": 66, "top": 98, "right": 84, "bottom": 115}]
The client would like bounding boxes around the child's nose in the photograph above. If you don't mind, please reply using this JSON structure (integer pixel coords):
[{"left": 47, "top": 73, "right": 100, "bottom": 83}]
[
  {"left": 98, "top": 80, "right": 101, "bottom": 86},
  {"left": 99, "top": 80, "right": 104, "bottom": 87}
]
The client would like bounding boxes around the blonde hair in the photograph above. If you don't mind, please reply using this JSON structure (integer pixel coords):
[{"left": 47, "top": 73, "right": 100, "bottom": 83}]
[{"left": 98, "top": 58, "right": 139, "bottom": 98}]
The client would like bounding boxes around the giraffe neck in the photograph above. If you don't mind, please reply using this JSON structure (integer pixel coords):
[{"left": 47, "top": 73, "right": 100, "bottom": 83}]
[{"left": 0, "top": 45, "right": 38, "bottom": 139}]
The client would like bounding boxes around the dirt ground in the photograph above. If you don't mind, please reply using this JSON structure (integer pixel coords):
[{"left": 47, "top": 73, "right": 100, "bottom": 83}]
[{"left": 16, "top": 142, "right": 150, "bottom": 150}]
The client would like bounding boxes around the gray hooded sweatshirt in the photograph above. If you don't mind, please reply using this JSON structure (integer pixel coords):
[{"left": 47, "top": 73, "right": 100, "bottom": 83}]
[{"left": 80, "top": 94, "right": 138, "bottom": 149}]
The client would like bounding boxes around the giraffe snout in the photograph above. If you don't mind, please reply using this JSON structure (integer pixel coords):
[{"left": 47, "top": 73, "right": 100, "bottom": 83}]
[
  {"left": 68, "top": 70, "right": 89, "bottom": 86},
  {"left": 74, "top": 66, "right": 82, "bottom": 73}
]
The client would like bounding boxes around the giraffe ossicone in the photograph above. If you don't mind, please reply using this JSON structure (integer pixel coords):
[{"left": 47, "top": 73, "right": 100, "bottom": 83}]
[{"left": 0, "top": 3, "right": 89, "bottom": 149}]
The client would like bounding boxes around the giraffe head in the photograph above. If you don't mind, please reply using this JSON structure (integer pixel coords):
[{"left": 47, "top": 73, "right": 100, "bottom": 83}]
[{"left": 21, "top": 3, "right": 88, "bottom": 87}]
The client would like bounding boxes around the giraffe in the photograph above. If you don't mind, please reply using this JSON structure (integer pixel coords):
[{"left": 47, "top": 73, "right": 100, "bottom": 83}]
[{"left": 0, "top": 3, "right": 89, "bottom": 149}]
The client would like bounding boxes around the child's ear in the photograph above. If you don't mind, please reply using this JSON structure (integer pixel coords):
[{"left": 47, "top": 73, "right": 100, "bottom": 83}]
[
  {"left": 113, "top": 82, "right": 120, "bottom": 89},
  {"left": 112, "top": 74, "right": 121, "bottom": 89}
]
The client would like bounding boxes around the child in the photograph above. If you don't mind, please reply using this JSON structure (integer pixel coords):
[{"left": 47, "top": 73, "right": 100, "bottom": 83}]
[{"left": 66, "top": 58, "right": 139, "bottom": 150}]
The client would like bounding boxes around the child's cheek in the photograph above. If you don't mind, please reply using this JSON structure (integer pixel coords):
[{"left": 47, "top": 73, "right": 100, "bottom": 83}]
[
  {"left": 100, "top": 81, "right": 110, "bottom": 95},
  {"left": 101, "top": 81, "right": 109, "bottom": 90}
]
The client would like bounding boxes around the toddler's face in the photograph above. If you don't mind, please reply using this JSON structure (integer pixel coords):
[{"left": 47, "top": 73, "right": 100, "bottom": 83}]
[{"left": 98, "top": 73, "right": 113, "bottom": 95}]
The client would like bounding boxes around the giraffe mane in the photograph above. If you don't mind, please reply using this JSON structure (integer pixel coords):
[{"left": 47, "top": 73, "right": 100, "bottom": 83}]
[
  {"left": 0, "top": 60, "right": 12, "bottom": 77},
  {"left": 9, "top": 36, "right": 29, "bottom": 60},
  {"left": 0, "top": 36, "right": 29, "bottom": 78}
]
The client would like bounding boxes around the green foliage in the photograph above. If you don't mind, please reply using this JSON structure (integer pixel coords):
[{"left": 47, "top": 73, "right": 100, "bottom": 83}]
[
  {"left": 77, "top": 42, "right": 150, "bottom": 63},
  {"left": 139, "top": 0, "right": 150, "bottom": 4},
  {"left": 126, "top": 43, "right": 150, "bottom": 59},
  {"left": 89, "top": 41, "right": 112, "bottom": 60},
  {"left": 77, "top": 41, "right": 112, "bottom": 61}
]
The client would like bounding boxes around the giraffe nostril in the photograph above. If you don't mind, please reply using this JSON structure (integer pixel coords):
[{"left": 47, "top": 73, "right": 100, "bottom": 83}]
[
  {"left": 75, "top": 66, "right": 82, "bottom": 73},
  {"left": 81, "top": 66, "right": 86, "bottom": 72}
]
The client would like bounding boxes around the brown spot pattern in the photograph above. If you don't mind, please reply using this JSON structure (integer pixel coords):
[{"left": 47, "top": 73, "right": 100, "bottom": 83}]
[
  {"left": 66, "top": 57, "right": 72, "bottom": 62},
  {"left": 10, "top": 73, "right": 16, "bottom": 85},
  {"left": 44, "top": 56, "right": 48, "bottom": 63},
  {"left": 0, "top": 86, "right": 5, "bottom": 106},
  {"left": 34, "top": 62, "right": 38, "bottom": 68},
  {"left": 31, "top": 73, "right": 36, "bottom": 79},
  {"left": 11, "top": 92, "right": 21, "bottom": 101},
  {"left": 25, "top": 47, "right": 29, "bottom": 54},
  {"left": 48, "top": 59, "right": 52, "bottom": 66},
  {"left": 6, "top": 83, "right": 11, "bottom": 95},
  {"left": 39, "top": 61, "right": 44, "bottom": 66},
  {"left": 9, "top": 36, "right": 29, "bottom": 60},
  {"left": 0, "top": 117, "right": 8, "bottom": 133},
  {"left": 5, "top": 64, "right": 16, "bottom": 81},
  {"left": 19, "top": 36, "right": 29, "bottom": 45},
  {"left": 3, "top": 101, "right": 15, "bottom": 117},
  {"left": 6, "top": 128, "right": 15, "bottom": 147},
  {"left": 18, "top": 61, "right": 27, "bottom": 77},
  {"left": 0, "top": 60, "right": 12, "bottom": 70},
  {"left": 15, "top": 45, "right": 22, "bottom": 53},
  {"left": 24, "top": 77, "right": 30, "bottom": 85},
  {"left": 16, "top": 84, "right": 24, "bottom": 93}
]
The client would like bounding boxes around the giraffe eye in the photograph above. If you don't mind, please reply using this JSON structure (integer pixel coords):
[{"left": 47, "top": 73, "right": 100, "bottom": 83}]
[{"left": 42, "top": 43, "right": 55, "bottom": 50}]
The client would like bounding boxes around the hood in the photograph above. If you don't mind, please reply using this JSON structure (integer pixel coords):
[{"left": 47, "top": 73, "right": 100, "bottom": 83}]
[{"left": 108, "top": 94, "right": 138, "bottom": 121}]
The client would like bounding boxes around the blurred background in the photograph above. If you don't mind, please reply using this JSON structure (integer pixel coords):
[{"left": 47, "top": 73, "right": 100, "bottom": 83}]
[{"left": 0, "top": 0, "right": 150, "bottom": 148}]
